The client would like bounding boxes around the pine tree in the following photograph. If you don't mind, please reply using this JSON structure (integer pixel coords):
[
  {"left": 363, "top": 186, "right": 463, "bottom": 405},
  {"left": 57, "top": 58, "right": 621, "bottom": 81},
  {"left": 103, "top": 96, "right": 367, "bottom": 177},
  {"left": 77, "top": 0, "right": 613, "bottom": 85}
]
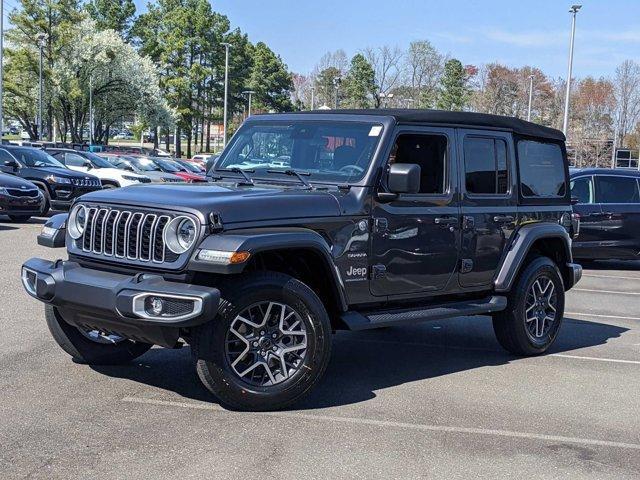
[
  {"left": 436, "top": 59, "right": 471, "bottom": 111},
  {"left": 343, "top": 54, "right": 376, "bottom": 109}
]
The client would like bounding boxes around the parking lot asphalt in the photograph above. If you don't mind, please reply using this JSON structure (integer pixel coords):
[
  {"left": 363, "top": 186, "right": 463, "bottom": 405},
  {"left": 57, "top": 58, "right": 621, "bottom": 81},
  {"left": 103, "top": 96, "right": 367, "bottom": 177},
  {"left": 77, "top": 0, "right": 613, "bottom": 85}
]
[{"left": 1, "top": 216, "right": 639, "bottom": 479}]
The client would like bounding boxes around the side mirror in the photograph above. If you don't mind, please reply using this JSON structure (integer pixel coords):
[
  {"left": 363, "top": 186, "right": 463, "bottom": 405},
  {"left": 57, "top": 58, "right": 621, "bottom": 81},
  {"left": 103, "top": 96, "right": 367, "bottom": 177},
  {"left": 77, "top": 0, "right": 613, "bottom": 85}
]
[
  {"left": 571, "top": 196, "right": 579, "bottom": 205},
  {"left": 388, "top": 163, "right": 421, "bottom": 194},
  {"left": 4, "top": 159, "right": 19, "bottom": 170},
  {"left": 124, "top": 165, "right": 134, "bottom": 172},
  {"left": 83, "top": 161, "right": 93, "bottom": 170}
]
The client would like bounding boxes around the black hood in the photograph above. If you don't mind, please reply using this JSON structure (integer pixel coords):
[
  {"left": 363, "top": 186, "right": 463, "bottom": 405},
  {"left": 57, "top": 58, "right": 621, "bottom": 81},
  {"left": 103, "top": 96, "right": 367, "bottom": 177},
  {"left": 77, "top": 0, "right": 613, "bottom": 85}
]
[
  {"left": 79, "top": 181, "right": 342, "bottom": 224},
  {"left": 0, "top": 173, "right": 38, "bottom": 189}
]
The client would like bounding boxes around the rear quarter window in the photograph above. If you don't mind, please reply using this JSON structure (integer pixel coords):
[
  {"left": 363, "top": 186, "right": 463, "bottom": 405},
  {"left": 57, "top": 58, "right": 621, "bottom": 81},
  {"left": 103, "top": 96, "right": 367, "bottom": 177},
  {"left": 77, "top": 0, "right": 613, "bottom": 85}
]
[{"left": 517, "top": 140, "right": 567, "bottom": 198}]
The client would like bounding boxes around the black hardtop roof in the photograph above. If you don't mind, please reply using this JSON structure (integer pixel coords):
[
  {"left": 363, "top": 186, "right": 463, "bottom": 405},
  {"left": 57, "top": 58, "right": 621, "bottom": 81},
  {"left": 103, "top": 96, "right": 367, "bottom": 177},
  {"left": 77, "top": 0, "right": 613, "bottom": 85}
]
[
  {"left": 570, "top": 167, "right": 640, "bottom": 177},
  {"left": 284, "top": 109, "right": 565, "bottom": 142}
]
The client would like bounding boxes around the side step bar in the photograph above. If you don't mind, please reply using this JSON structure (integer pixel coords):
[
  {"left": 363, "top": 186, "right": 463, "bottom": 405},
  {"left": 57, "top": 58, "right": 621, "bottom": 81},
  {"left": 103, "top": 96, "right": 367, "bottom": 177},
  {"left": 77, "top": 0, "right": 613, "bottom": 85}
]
[{"left": 340, "top": 296, "right": 507, "bottom": 331}]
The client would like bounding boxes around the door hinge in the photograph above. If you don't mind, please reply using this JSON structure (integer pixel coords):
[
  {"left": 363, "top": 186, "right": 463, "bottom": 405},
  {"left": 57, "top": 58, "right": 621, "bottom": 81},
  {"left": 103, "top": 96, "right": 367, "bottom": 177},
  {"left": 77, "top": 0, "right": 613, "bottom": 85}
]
[
  {"left": 460, "top": 258, "right": 473, "bottom": 274},
  {"left": 372, "top": 264, "right": 387, "bottom": 279}
]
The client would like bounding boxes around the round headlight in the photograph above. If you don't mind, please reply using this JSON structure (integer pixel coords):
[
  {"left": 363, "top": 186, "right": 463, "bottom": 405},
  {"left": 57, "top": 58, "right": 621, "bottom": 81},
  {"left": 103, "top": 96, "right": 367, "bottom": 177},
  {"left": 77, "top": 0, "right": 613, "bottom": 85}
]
[
  {"left": 164, "top": 216, "right": 197, "bottom": 254},
  {"left": 68, "top": 204, "right": 87, "bottom": 240}
]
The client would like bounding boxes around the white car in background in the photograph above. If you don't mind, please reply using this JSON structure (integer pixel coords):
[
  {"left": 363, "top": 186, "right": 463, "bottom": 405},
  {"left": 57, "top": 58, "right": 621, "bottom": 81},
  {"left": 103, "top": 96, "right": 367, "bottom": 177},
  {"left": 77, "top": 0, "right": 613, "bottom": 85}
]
[{"left": 45, "top": 148, "right": 151, "bottom": 188}]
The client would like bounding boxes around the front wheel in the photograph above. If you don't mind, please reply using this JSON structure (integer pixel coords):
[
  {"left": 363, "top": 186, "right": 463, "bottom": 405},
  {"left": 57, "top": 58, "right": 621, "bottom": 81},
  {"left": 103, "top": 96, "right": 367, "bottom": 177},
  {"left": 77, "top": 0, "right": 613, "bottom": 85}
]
[
  {"left": 45, "top": 305, "right": 152, "bottom": 364},
  {"left": 193, "top": 272, "right": 332, "bottom": 411},
  {"left": 492, "top": 257, "right": 565, "bottom": 356}
]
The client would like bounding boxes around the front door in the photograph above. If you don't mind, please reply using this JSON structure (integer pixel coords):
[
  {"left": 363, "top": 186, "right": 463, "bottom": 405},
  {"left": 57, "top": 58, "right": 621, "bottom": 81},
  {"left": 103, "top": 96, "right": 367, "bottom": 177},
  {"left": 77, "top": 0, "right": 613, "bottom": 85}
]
[
  {"left": 370, "top": 127, "right": 460, "bottom": 297},
  {"left": 570, "top": 175, "right": 605, "bottom": 259},
  {"left": 458, "top": 130, "right": 517, "bottom": 287}
]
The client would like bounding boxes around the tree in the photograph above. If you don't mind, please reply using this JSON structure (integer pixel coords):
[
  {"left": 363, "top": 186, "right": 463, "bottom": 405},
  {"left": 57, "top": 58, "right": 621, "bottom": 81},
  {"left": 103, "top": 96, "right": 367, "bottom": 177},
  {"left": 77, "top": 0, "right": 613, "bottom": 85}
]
[
  {"left": 343, "top": 54, "right": 375, "bottom": 109},
  {"left": 364, "top": 45, "right": 403, "bottom": 107},
  {"left": 248, "top": 42, "right": 294, "bottom": 112},
  {"left": 436, "top": 59, "right": 471, "bottom": 111},
  {"left": 404, "top": 40, "right": 445, "bottom": 108},
  {"left": 315, "top": 66, "right": 342, "bottom": 108},
  {"left": 613, "top": 60, "right": 640, "bottom": 146},
  {"left": 85, "top": 0, "right": 136, "bottom": 39}
]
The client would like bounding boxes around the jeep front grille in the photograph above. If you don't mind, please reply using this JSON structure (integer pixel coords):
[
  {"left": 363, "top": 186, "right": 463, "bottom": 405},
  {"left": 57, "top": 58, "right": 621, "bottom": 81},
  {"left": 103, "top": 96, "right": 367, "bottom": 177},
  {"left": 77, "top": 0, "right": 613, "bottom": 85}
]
[{"left": 80, "top": 207, "right": 179, "bottom": 263}]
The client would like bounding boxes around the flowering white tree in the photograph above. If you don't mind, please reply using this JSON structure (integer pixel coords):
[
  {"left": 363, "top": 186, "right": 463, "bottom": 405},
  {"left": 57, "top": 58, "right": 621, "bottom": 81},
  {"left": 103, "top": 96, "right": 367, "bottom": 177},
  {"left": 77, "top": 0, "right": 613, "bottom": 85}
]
[{"left": 51, "top": 18, "right": 173, "bottom": 142}]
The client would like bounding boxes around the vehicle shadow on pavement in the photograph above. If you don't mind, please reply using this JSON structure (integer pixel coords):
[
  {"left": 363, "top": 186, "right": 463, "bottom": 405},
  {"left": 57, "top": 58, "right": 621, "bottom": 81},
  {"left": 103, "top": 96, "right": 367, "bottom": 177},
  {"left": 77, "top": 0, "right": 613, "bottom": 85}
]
[
  {"left": 90, "top": 315, "right": 627, "bottom": 409},
  {"left": 580, "top": 259, "right": 640, "bottom": 271},
  {"left": 0, "top": 224, "right": 19, "bottom": 231}
]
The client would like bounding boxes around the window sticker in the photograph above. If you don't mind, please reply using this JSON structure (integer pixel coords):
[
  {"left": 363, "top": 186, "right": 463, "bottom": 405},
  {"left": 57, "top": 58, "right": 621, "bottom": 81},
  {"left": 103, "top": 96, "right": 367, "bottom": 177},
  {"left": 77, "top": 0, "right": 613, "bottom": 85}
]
[{"left": 368, "top": 125, "right": 382, "bottom": 137}]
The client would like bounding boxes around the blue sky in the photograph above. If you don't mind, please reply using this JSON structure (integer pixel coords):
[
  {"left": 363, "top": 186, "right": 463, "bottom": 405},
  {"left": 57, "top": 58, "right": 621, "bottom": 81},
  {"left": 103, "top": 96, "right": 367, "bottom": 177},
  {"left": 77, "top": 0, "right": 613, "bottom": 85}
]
[{"left": 135, "top": 0, "right": 640, "bottom": 79}]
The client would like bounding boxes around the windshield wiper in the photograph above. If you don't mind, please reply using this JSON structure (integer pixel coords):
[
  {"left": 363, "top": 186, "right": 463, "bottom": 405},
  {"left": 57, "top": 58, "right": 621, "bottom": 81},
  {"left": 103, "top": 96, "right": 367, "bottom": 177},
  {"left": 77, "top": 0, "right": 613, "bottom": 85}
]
[
  {"left": 267, "top": 169, "right": 312, "bottom": 189},
  {"left": 212, "top": 168, "right": 254, "bottom": 185}
]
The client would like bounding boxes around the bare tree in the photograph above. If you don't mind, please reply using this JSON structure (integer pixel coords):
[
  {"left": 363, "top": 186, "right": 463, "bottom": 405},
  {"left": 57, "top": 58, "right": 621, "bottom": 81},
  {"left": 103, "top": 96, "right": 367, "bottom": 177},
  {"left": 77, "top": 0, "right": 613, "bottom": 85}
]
[
  {"left": 364, "top": 45, "right": 403, "bottom": 107},
  {"left": 613, "top": 60, "right": 640, "bottom": 146}
]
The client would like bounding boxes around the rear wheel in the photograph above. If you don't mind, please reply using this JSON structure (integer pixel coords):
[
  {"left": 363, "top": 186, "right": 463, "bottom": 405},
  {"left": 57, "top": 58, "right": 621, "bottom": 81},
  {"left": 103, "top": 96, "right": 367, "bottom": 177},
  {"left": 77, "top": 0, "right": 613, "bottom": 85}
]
[
  {"left": 493, "top": 257, "right": 565, "bottom": 356},
  {"left": 38, "top": 186, "right": 50, "bottom": 215},
  {"left": 193, "top": 272, "right": 332, "bottom": 411},
  {"left": 45, "top": 305, "right": 152, "bottom": 364}
]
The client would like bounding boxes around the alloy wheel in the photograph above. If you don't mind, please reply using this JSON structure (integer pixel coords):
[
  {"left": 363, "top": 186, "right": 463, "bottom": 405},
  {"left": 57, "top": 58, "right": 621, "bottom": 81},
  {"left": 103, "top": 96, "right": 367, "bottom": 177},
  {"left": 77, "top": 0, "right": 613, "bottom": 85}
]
[
  {"left": 524, "top": 275, "right": 557, "bottom": 340},
  {"left": 225, "top": 301, "right": 308, "bottom": 387}
]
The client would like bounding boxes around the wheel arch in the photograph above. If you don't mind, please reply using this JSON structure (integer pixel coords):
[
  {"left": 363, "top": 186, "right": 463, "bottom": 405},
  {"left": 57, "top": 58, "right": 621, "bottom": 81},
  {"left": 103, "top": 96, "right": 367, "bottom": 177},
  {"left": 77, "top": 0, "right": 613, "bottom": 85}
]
[
  {"left": 494, "top": 223, "right": 574, "bottom": 293},
  {"left": 189, "top": 228, "right": 348, "bottom": 320}
]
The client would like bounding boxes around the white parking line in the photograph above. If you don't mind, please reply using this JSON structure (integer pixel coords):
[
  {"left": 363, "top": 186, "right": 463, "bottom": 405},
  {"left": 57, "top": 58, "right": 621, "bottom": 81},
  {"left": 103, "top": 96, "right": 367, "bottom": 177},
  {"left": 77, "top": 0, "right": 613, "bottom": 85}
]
[
  {"left": 121, "top": 396, "right": 640, "bottom": 451},
  {"left": 573, "top": 288, "right": 640, "bottom": 296},
  {"left": 566, "top": 311, "right": 640, "bottom": 321},
  {"left": 583, "top": 274, "right": 640, "bottom": 281},
  {"left": 550, "top": 354, "right": 640, "bottom": 365}
]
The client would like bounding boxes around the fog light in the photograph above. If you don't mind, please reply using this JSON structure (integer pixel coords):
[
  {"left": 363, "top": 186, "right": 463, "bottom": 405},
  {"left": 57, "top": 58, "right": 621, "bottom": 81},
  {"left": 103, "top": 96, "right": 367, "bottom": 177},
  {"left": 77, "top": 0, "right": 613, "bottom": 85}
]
[{"left": 148, "top": 296, "right": 164, "bottom": 315}]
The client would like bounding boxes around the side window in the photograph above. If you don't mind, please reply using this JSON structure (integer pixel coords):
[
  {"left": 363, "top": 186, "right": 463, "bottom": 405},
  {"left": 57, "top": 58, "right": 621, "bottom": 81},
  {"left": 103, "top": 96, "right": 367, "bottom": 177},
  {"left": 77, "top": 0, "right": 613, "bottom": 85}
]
[
  {"left": 463, "top": 136, "right": 509, "bottom": 195},
  {"left": 0, "top": 149, "right": 15, "bottom": 163},
  {"left": 595, "top": 176, "right": 640, "bottom": 204},
  {"left": 570, "top": 177, "right": 594, "bottom": 204},
  {"left": 65, "top": 153, "right": 88, "bottom": 167},
  {"left": 390, "top": 134, "right": 447, "bottom": 194},
  {"left": 517, "top": 140, "right": 566, "bottom": 198}
]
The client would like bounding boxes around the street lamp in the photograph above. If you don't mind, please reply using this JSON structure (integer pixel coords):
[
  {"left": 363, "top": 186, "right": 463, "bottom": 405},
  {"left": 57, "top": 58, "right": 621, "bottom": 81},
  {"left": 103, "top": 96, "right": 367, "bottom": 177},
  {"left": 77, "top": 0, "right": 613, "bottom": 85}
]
[
  {"left": 562, "top": 4, "right": 581, "bottom": 136},
  {"left": 242, "top": 90, "right": 255, "bottom": 118},
  {"left": 221, "top": 42, "right": 232, "bottom": 147},
  {"left": 0, "top": 0, "right": 4, "bottom": 139},
  {"left": 310, "top": 86, "right": 315, "bottom": 110},
  {"left": 36, "top": 32, "right": 48, "bottom": 141},
  {"left": 527, "top": 74, "right": 535, "bottom": 122},
  {"left": 379, "top": 93, "right": 394, "bottom": 108}
]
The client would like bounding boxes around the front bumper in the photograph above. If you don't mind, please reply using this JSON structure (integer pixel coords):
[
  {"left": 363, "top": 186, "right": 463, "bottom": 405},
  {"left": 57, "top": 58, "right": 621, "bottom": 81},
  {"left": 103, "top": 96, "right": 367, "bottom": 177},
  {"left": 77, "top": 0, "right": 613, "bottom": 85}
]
[
  {"left": 0, "top": 194, "right": 43, "bottom": 216},
  {"left": 21, "top": 258, "right": 220, "bottom": 347}
]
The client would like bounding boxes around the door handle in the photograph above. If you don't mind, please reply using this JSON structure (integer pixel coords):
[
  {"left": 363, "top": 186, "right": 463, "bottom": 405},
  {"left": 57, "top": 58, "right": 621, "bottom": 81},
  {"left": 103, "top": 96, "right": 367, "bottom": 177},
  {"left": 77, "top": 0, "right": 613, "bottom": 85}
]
[
  {"left": 435, "top": 217, "right": 458, "bottom": 227},
  {"left": 493, "top": 215, "right": 515, "bottom": 224}
]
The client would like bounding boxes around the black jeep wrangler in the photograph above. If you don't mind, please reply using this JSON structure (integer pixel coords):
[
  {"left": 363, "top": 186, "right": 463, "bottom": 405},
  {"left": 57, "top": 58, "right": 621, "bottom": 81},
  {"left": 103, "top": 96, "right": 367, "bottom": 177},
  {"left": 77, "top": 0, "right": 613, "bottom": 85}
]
[{"left": 21, "top": 110, "right": 582, "bottom": 411}]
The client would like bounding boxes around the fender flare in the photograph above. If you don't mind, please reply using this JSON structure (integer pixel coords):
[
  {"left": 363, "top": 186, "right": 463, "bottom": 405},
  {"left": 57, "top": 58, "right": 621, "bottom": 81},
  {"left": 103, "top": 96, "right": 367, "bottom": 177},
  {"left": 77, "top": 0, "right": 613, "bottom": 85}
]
[
  {"left": 494, "top": 223, "right": 572, "bottom": 292},
  {"left": 189, "top": 227, "right": 348, "bottom": 311}
]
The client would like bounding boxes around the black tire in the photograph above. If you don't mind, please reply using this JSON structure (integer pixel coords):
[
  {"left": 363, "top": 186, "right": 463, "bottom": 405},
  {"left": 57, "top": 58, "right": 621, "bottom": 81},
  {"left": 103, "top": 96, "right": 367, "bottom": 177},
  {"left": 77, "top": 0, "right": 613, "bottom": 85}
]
[
  {"left": 193, "top": 271, "right": 332, "bottom": 411},
  {"left": 8, "top": 215, "right": 31, "bottom": 222},
  {"left": 45, "top": 305, "right": 152, "bottom": 365},
  {"left": 492, "top": 256, "right": 565, "bottom": 356},
  {"left": 38, "top": 186, "right": 50, "bottom": 215}
]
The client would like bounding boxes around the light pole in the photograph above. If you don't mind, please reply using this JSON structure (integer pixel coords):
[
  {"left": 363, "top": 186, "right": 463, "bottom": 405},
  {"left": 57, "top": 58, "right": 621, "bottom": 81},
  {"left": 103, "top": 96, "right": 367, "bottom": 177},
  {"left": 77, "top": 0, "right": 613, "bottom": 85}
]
[
  {"left": 242, "top": 90, "right": 255, "bottom": 117},
  {"left": 36, "top": 32, "right": 48, "bottom": 141},
  {"left": 527, "top": 74, "right": 534, "bottom": 121},
  {"left": 221, "top": 42, "right": 231, "bottom": 147},
  {"left": 89, "top": 75, "right": 93, "bottom": 144},
  {"left": 562, "top": 4, "right": 581, "bottom": 137},
  {"left": 310, "top": 86, "right": 315, "bottom": 110}
]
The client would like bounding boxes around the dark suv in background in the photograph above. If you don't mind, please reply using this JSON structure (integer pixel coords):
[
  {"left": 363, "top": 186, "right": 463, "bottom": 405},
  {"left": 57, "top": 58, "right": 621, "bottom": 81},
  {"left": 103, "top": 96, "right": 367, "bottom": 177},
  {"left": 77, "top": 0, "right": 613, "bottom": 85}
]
[
  {"left": 570, "top": 168, "right": 640, "bottom": 261},
  {"left": 0, "top": 145, "right": 102, "bottom": 214},
  {"left": 22, "top": 110, "right": 581, "bottom": 411}
]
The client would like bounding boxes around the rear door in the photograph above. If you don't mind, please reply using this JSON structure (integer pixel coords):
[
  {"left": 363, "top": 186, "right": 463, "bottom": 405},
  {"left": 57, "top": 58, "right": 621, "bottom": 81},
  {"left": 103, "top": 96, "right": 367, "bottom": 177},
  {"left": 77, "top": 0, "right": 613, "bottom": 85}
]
[
  {"left": 594, "top": 174, "right": 640, "bottom": 259},
  {"left": 458, "top": 130, "right": 517, "bottom": 287},
  {"left": 570, "top": 175, "right": 605, "bottom": 258}
]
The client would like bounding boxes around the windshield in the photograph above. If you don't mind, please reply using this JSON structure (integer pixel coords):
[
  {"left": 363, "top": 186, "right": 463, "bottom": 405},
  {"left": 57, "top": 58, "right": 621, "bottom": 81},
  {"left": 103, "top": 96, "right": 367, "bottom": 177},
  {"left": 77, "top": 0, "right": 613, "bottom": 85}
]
[
  {"left": 216, "top": 121, "right": 383, "bottom": 183},
  {"left": 10, "top": 148, "right": 66, "bottom": 168},
  {"left": 177, "top": 160, "right": 201, "bottom": 173},
  {"left": 153, "top": 158, "right": 181, "bottom": 172},
  {"left": 82, "top": 151, "right": 115, "bottom": 169},
  {"left": 126, "top": 157, "right": 162, "bottom": 172}
]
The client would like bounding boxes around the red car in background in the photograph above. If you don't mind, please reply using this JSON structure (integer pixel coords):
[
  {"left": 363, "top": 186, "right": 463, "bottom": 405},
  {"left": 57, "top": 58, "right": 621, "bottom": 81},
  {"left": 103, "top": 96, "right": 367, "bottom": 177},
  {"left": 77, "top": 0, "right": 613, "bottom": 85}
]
[{"left": 154, "top": 158, "right": 207, "bottom": 182}]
